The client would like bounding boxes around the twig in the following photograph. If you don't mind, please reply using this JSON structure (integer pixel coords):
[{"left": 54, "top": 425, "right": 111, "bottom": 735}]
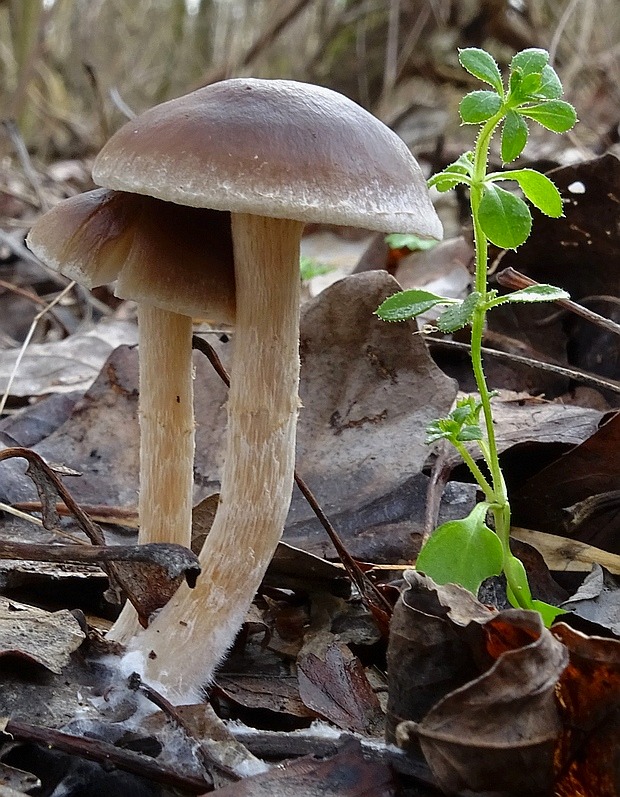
[
  {"left": 0, "top": 281, "right": 76, "bottom": 417},
  {"left": 2, "top": 120, "right": 48, "bottom": 211},
  {"left": 426, "top": 336, "right": 620, "bottom": 395},
  {"left": 131, "top": 674, "right": 241, "bottom": 782},
  {"left": 496, "top": 267, "right": 620, "bottom": 337},
  {"left": 3, "top": 718, "right": 211, "bottom": 793}
]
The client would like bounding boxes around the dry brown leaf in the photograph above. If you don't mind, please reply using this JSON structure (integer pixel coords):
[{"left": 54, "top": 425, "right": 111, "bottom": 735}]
[
  {"left": 297, "top": 636, "right": 383, "bottom": 735},
  {"left": 204, "top": 739, "right": 396, "bottom": 797},
  {"left": 0, "top": 320, "right": 138, "bottom": 397},
  {"left": 386, "top": 570, "right": 494, "bottom": 744},
  {"left": 552, "top": 623, "right": 620, "bottom": 797},
  {"left": 0, "top": 598, "right": 84, "bottom": 674},
  {"left": 397, "top": 610, "right": 568, "bottom": 795}
]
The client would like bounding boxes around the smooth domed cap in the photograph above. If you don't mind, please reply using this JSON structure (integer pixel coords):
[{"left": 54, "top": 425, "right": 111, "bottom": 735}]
[
  {"left": 93, "top": 79, "right": 442, "bottom": 240},
  {"left": 27, "top": 189, "right": 235, "bottom": 323}
]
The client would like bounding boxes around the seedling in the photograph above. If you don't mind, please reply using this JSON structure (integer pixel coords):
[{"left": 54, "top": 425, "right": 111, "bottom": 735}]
[{"left": 377, "top": 48, "right": 577, "bottom": 624}]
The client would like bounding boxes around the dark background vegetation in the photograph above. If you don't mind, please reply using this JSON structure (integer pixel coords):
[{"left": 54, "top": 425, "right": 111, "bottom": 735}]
[{"left": 1, "top": 0, "right": 619, "bottom": 166}]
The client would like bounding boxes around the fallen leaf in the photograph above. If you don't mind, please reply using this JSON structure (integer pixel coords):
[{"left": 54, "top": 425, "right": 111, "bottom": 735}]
[
  {"left": 561, "top": 565, "right": 620, "bottom": 635},
  {"left": 0, "top": 319, "right": 138, "bottom": 397},
  {"left": 203, "top": 739, "right": 396, "bottom": 797},
  {"left": 386, "top": 570, "right": 494, "bottom": 743},
  {"left": 552, "top": 623, "right": 620, "bottom": 797},
  {"left": 0, "top": 598, "right": 84, "bottom": 674},
  {"left": 396, "top": 610, "right": 568, "bottom": 795},
  {"left": 512, "top": 412, "right": 620, "bottom": 552},
  {"left": 297, "top": 637, "right": 383, "bottom": 735}
]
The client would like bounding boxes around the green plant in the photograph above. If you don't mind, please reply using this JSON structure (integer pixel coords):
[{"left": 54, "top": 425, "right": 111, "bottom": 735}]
[
  {"left": 377, "top": 48, "right": 577, "bottom": 625},
  {"left": 299, "top": 254, "right": 334, "bottom": 282}
]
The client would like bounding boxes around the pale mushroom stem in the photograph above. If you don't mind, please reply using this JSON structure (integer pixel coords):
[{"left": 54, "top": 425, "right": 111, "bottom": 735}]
[
  {"left": 127, "top": 214, "right": 304, "bottom": 701},
  {"left": 107, "top": 305, "right": 195, "bottom": 643}
]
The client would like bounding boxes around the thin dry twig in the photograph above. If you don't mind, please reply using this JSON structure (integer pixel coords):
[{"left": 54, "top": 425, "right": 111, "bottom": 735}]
[
  {"left": 496, "top": 267, "right": 620, "bottom": 337},
  {"left": 426, "top": 337, "right": 620, "bottom": 395},
  {"left": 0, "top": 280, "right": 76, "bottom": 417}
]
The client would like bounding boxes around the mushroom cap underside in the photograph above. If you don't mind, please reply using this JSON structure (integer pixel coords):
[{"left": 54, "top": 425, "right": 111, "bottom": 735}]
[
  {"left": 26, "top": 188, "right": 236, "bottom": 322},
  {"left": 94, "top": 78, "right": 442, "bottom": 240}
]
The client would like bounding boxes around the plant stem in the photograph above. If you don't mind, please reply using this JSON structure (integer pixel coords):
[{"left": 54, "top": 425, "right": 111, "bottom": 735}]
[{"left": 468, "top": 112, "right": 526, "bottom": 601}]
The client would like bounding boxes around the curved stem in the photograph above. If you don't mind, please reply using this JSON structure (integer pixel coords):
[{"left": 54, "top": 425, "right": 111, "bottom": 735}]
[{"left": 129, "top": 214, "right": 304, "bottom": 702}]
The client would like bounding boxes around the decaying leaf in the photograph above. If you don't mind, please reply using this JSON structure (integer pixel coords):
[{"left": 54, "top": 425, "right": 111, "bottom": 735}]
[
  {"left": 512, "top": 412, "right": 620, "bottom": 552},
  {"left": 297, "top": 636, "right": 383, "bottom": 736},
  {"left": 561, "top": 564, "right": 620, "bottom": 634},
  {"left": 386, "top": 570, "right": 495, "bottom": 743},
  {"left": 0, "top": 320, "right": 137, "bottom": 397},
  {"left": 0, "top": 598, "right": 84, "bottom": 674},
  {"left": 552, "top": 623, "right": 620, "bottom": 797},
  {"left": 206, "top": 740, "right": 396, "bottom": 797},
  {"left": 288, "top": 270, "right": 458, "bottom": 560},
  {"left": 396, "top": 610, "right": 568, "bottom": 795}
]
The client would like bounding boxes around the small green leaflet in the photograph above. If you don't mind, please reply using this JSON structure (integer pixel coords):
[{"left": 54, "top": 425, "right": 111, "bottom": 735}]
[
  {"left": 535, "top": 65, "right": 562, "bottom": 99},
  {"left": 478, "top": 184, "right": 532, "bottom": 249},
  {"left": 384, "top": 233, "right": 438, "bottom": 252},
  {"left": 510, "top": 48, "right": 549, "bottom": 77},
  {"left": 376, "top": 289, "right": 452, "bottom": 322},
  {"left": 437, "top": 291, "right": 481, "bottom": 332},
  {"left": 520, "top": 100, "right": 577, "bottom": 133},
  {"left": 490, "top": 284, "right": 569, "bottom": 307},
  {"left": 459, "top": 90, "right": 502, "bottom": 124},
  {"left": 416, "top": 503, "right": 504, "bottom": 596},
  {"left": 496, "top": 168, "right": 563, "bottom": 217},
  {"left": 504, "top": 554, "right": 535, "bottom": 610},
  {"left": 501, "top": 110, "right": 528, "bottom": 163},
  {"left": 458, "top": 48, "right": 503, "bottom": 94},
  {"left": 429, "top": 170, "right": 470, "bottom": 192}
]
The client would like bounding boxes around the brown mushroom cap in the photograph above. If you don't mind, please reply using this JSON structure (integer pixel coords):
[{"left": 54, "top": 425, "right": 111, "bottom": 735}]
[
  {"left": 26, "top": 189, "right": 235, "bottom": 323},
  {"left": 93, "top": 79, "right": 442, "bottom": 239}
]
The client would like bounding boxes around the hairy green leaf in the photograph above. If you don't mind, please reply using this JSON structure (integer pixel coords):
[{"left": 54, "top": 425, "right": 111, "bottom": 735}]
[
  {"left": 535, "top": 64, "right": 563, "bottom": 99},
  {"left": 437, "top": 291, "right": 481, "bottom": 332},
  {"left": 501, "top": 110, "right": 528, "bottom": 162},
  {"left": 416, "top": 503, "right": 503, "bottom": 595},
  {"left": 457, "top": 425, "right": 484, "bottom": 442},
  {"left": 459, "top": 90, "right": 502, "bottom": 124},
  {"left": 491, "top": 284, "right": 569, "bottom": 307},
  {"left": 499, "top": 168, "right": 563, "bottom": 216},
  {"left": 428, "top": 172, "right": 469, "bottom": 192},
  {"left": 521, "top": 100, "right": 577, "bottom": 133},
  {"left": 458, "top": 48, "right": 503, "bottom": 93},
  {"left": 510, "top": 48, "right": 549, "bottom": 76},
  {"left": 479, "top": 185, "right": 532, "bottom": 249},
  {"left": 376, "top": 289, "right": 450, "bottom": 322}
]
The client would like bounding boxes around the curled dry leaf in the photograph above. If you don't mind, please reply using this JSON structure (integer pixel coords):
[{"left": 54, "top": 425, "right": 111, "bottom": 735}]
[
  {"left": 396, "top": 610, "right": 568, "bottom": 795},
  {"left": 552, "top": 623, "right": 620, "bottom": 797},
  {"left": 386, "top": 570, "right": 494, "bottom": 744},
  {"left": 0, "top": 597, "right": 84, "bottom": 674}
]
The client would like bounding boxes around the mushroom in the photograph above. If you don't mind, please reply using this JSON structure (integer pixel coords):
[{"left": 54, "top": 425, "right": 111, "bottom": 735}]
[
  {"left": 27, "top": 189, "right": 235, "bottom": 640},
  {"left": 30, "top": 78, "right": 442, "bottom": 701},
  {"left": 85, "top": 78, "right": 441, "bottom": 701}
]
